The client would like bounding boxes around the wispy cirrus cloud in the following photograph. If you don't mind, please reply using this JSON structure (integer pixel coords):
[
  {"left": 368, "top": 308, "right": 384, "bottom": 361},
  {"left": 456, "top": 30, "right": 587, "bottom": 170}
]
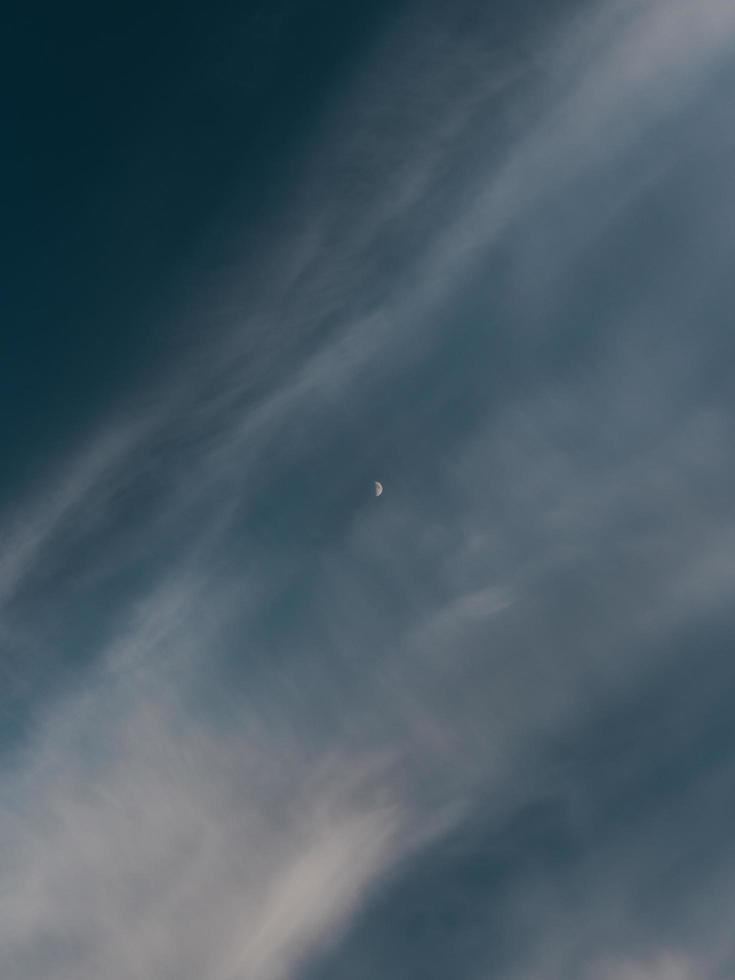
[{"left": 3, "top": 1, "right": 735, "bottom": 979}]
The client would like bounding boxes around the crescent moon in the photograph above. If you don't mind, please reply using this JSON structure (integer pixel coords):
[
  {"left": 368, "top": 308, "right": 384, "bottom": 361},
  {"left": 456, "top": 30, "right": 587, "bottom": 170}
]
[{"left": 374, "top": 481, "right": 383, "bottom": 497}]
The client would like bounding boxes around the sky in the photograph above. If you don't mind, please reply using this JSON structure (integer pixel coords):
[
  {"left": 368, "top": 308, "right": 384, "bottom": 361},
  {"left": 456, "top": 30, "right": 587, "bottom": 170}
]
[{"left": 3, "top": 1, "right": 735, "bottom": 978}]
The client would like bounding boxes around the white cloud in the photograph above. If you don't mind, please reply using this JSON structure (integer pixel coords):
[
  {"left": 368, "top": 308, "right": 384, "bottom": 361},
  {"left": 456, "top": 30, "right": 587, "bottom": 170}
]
[
  {"left": 598, "top": 952, "right": 697, "bottom": 980},
  {"left": 0, "top": 625, "right": 408, "bottom": 980},
  {"left": 3, "top": 2, "right": 735, "bottom": 979}
]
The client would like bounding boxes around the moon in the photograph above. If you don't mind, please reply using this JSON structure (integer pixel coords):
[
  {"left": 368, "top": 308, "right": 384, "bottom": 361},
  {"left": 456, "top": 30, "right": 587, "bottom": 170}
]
[{"left": 374, "top": 481, "right": 383, "bottom": 497}]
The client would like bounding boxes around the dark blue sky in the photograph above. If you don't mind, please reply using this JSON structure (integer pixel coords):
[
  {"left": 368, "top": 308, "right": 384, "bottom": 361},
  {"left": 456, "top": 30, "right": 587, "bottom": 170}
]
[
  {"left": 3, "top": 3, "right": 735, "bottom": 979},
  {"left": 5, "top": 0, "right": 406, "bottom": 491}
]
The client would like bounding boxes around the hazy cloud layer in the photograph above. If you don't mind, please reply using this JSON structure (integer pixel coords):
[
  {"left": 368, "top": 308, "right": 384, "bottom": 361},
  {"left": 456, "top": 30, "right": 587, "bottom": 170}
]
[{"left": 3, "top": 1, "right": 735, "bottom": 978}]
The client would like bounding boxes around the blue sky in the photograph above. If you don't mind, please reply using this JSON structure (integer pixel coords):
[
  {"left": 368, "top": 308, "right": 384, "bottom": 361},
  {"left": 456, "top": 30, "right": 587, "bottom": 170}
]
[{"left": 3, "top": 2, "right": 735, "bottom": 978}]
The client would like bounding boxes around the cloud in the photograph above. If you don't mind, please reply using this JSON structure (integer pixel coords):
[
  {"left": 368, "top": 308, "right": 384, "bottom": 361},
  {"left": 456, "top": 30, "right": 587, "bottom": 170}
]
[
  {"left": 0, "top": 598, "right": 410, "bottom": 980},
  {"left": 598, "top": 953, "right": 697, "bottom": 980},
  {"left": 3, "top": 1, "right": 735, "bottom": 979},
  {"left": 5, "top": 0, "right": 731, "bottom": 622},
  {"left": 0, "top": 420, "right": 145, "bottom": 608}
]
